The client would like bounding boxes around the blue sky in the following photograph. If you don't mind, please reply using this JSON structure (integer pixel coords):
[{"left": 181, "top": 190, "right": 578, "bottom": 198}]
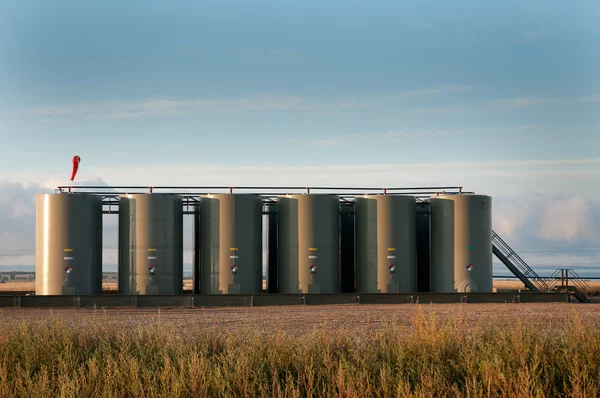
[
  {"left": 1, "top": 0, "right": 599, "bottom": 169},
  {"left": 0, "top": 1, "right": 599, "bottom": 274}
]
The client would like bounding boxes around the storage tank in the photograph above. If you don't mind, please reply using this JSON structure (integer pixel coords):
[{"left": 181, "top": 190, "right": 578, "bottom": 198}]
[
  {"left": 118, "top": 194, "right": 183, "bottom": 295},
  {"left": 355, "top": 195, "right": 416, "bottom": 293},
  {"left": 35, "top": 194, "right": 103, "bottom": 295},
  {"left": 199, "top": 194, "right": 262, "bottom": 294},
  {"left": 278, "top": 194, "right": 340, "bottom": 293},
  {"left": 430, "top": 194, "right": 492, "bottom": 293}
]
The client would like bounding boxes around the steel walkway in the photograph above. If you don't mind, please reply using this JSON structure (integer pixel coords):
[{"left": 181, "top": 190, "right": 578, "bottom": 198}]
[
  {"left": 492, "top": 231, "right": 590, "bottom": 302},
  {"left": 546, "top": 269, "right": 591, "bottom": 303},
  {"left": 492, "top": 230, "right": 547, "bottom": 292}
]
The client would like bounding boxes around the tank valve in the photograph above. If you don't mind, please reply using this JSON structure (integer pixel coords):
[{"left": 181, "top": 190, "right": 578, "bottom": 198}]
[
  {"left": 383, "top": 188, "right": 387, "bottom": 195},
  {"left": 149, "top": 187, "right": 153, "bottom": 193},
  {"left": 463, "top": 282, "right": 478, "bottom": 293},
  {"left": 306, "top": 187, "right": 310, "bottom": 194},
  {"left": 229, "top": 187, "right": 233, "bottom": 194},
  {"left": 458, "top": 186, "right": 463, "bottom": 194}
]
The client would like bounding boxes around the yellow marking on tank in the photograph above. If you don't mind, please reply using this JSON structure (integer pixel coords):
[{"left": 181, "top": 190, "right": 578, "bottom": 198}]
[
  {"left": 388, "top": 248, "right": 396, "bottom": 251},
  {"left": 230, "top": 248, "right": 238, "bottom": 251},
  {"left": 309, "top": 247, "right": 317, "bottom": 251},
  {"left": 148, "top": 248, "right": 157, "bottom": 251},
  {"left": 64, "top": 248, "right": 73, "bottom": 252}
]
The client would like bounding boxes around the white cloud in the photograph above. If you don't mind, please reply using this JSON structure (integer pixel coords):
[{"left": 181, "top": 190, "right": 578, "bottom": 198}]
[
  {"left": 407, "top": 93, "right": 600, "bottom": 113},
  {"left": 86, "top": 158, "right": 600, "bottom": 194},
  {"left": 493, "top": 94, "right": 600, "bottom": 109},
  {"left": 5, "top": 158, "right": 600, "bottom": 204},
  {"left": 0, "top": 181, "right": 39, "bottom": 266},
  {"left": 538, "top": 198, "right": 597, "bottom": 241},
  {"left": 9, "top": 85, "right": 476, "bottom": 122},
  {"left": 494, "top": 96, "right": 558, "bottom": 108},
  {"left": 309, "top": 137, "right": 342, "bottom": 146},
  {"left": 294, "top": 124, "right": 541, "bottom": 146},
  {"left": 493, "top": 193, "right": 599, "bottom": 246},
  {"left": 408, "top": 105, "right": 472, "bottom": 114}
]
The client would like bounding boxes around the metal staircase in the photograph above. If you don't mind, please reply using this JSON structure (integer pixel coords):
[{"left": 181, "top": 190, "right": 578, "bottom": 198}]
[
  {"left": 492, "top": 232, "right": 591, "bottom": 303},
  {"left": 492, "top": 230, "right": 548, "bottom": 292},
  {"left": 546, "top": 269, "right": 591, "bottom": 303}
]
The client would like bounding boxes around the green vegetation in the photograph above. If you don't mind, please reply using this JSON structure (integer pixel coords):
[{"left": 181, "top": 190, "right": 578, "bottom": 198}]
[{"left": 0, "top": 308, "right": 598, "bottom": 397}]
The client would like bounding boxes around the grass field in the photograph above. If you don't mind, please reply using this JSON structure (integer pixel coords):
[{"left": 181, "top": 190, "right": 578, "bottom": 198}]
[{"left": 1, "top": 304, "right": 600, "bottom": 397}]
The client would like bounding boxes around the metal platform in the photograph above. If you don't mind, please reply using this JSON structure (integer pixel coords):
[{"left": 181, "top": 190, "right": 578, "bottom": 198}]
[
  {"left": 0, "top": 292, "right": 569, "bottom": 308},
  {"left": 54, "top": 185, "right": 468, "bottom": 213}
]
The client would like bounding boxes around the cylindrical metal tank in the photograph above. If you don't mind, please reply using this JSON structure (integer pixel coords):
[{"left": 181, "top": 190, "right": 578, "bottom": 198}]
[
  {"left": 35, "top": 194, "right": 103, "bottom": 295},
  {"left": 118, "top": 194, "right": 183, "bottom": 295},
  {"left": 277, "top": 194, "right": 340, "bottom": 294},
  {"left": 200, "top": 194, "right": 262, "bottom": 294},
  {"left": 355, "top": 195, "right": 416, "bottom": 293},
  {"left": 430, "top": 194, "right": 492, "bottom": 293}
]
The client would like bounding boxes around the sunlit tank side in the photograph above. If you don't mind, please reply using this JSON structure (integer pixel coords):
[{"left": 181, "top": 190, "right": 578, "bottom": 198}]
[
  {"left": 430, "top": 193, "right": 493, "bottom": 293},
  {"left": 35, "top": 193, "right": 103, "bottom": 295},
  {"left": 355, "top": 195, "right": 417, "bottom": 293},
  {"left": 199, "top": 194, "right": 262, "bottom": 294},
  {"left": 277, "top": 194, "right": 340, "bottom": 294},
  {"left": 118, "top": 194, "right": 183, "bottom": 295}
]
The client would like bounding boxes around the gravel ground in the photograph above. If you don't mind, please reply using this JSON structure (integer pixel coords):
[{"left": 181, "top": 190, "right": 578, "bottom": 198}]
[{"left": 1, "top": 303, "right": 599, "bottom": 339}]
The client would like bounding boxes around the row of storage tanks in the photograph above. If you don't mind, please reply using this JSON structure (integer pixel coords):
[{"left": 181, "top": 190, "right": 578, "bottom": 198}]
[{"left": 35, "top": 192, "right": 492, "bottom": 295}]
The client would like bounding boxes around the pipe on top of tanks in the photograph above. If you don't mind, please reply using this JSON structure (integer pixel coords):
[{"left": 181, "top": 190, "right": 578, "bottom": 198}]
[
  {"left": 56, "top": 185, "right": 463, "bottom": 192},
  {"left": 83, "top": 192, "right": 466, "bottom": 197}
]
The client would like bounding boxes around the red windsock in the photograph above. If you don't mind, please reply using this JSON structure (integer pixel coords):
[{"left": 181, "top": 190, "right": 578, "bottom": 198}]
[{"left": 70, "top": 156, "right": 81, "bottom": 181}]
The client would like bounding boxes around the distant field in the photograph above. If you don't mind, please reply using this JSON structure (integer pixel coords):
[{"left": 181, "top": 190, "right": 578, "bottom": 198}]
[{"left": 2, "top": 303, "right": 600, "bottom": 335}]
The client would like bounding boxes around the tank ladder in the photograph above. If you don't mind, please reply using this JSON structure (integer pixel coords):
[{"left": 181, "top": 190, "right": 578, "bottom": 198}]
[{"left": 492, "top": 230, "right": 548, "bottom": 292}]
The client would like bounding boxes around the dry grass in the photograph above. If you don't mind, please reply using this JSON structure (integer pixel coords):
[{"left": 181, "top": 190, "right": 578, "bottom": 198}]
[
  {"left": 2, "top": 303, "right": 600, "bottom": 337},
  {"left": 1, "top": 304, "right": 600, "bottom": 397}
]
